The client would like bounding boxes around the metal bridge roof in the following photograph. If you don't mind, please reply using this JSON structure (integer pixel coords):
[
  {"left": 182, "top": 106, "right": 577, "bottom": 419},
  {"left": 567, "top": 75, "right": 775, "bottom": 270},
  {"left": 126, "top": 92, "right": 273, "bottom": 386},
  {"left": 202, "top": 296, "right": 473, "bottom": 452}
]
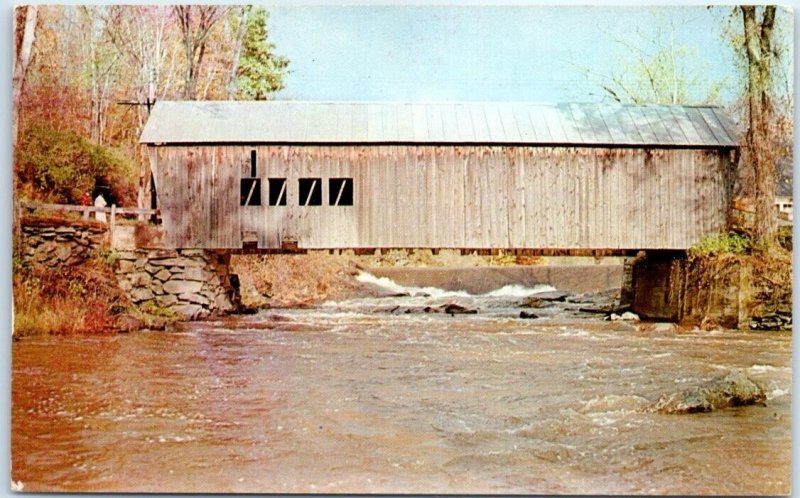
[{"left": 140, "top": 100, "right": 739, "bottom": 147}]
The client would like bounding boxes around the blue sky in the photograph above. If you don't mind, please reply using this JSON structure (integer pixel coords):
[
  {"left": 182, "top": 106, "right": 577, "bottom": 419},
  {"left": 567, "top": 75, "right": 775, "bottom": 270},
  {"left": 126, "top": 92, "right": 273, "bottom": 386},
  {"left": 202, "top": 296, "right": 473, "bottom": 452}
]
[{"left": 266, "top": 6, "right": 792, "bottom": 105}]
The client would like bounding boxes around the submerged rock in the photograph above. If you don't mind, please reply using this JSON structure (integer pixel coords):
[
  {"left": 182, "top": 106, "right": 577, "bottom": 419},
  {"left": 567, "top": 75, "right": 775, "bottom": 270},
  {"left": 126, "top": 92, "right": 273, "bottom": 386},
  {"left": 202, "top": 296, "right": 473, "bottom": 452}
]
[
  {"left": 442, "top": 303, "right": 478, "bottom": 315},
  {"left": 518, "top": 297, "right": 556, "bottom": 309},
  {"left": 518, "top": 291, "right": 570, "bottom": 308},
  {"left": 649, "top": 371, "right": 767, "bottom": 414},
  {"left": 115, "top": 314, "right": 145, "bottom": 333}
]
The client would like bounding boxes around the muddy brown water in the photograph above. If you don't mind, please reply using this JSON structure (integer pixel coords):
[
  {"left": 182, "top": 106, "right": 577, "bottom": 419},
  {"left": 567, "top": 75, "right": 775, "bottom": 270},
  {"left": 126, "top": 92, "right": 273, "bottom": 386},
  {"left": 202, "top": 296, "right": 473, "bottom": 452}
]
[{"left": 12, "top": 289, "right": 791, "bottom": 494}]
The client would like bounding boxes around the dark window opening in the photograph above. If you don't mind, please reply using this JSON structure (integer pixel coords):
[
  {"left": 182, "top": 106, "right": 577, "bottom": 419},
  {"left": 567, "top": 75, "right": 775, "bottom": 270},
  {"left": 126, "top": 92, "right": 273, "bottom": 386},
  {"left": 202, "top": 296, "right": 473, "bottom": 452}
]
[
  {"left": 268, "top": 178, "right": 287, "bottom": 206},
  {"left": 329, "top": 178, "right": 354, "bottom": 206},
  {"left": 298, "top": 178, "right": 322, "bottom": 206},
  {"left": 250, "top": 149, "right": 257, "bottom": 177},
  {"left": 240, "top": 178, "right": 261, "bottom": 206}
]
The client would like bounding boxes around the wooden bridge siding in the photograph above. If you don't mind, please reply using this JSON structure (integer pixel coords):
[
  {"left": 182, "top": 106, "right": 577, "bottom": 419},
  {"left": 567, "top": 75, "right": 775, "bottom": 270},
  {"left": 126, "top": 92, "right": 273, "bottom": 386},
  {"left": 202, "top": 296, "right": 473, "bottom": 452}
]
[{"left": 150, "top": 145, "right": 731, "bottom": 250}]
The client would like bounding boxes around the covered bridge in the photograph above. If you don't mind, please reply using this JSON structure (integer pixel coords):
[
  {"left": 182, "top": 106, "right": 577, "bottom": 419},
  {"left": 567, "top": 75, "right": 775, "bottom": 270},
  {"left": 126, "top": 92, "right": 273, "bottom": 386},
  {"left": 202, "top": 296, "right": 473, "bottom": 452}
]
[{"left": 139, "top": 101, "right": 738, "bottom": 251}]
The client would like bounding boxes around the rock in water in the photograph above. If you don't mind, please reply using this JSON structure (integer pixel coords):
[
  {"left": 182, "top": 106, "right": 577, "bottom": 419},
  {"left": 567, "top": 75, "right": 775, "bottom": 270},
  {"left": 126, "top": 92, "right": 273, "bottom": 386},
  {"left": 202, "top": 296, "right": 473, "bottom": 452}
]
[
  {"left": 441, "top": 303, "right": 478, "bottom": 315},
  {"left": 649, "top": 371, "right": 767, "bottom": 414},
  {"left": 519, "top": 311, "right": 538, "bottom": 319}
]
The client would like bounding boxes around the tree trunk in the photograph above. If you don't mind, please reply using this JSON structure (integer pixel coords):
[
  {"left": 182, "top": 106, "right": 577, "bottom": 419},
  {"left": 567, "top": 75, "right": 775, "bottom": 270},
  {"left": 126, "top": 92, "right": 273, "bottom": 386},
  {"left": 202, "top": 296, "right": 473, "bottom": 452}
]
[
  {"left": 740, "top": 6, "right": 777, "bottom": 244},
  {"left": 227, "top": 6, "right": 249, "bottom": 99},
  {"left": 12, "top": 5, "right": 38, "bottom": 255},
  {"left": 12, "top": 6, "right": 37, "bottom": 147}
]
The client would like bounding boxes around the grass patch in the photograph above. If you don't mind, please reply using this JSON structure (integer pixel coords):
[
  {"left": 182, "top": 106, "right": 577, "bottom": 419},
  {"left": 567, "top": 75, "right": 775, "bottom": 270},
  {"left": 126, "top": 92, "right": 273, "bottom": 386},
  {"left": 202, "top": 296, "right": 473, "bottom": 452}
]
[
  {"left": 689, "top": 232, "right": 751, "bottom": 258},
  {"left": 13, "top": 259, "right": 132, "bottom": 338}
]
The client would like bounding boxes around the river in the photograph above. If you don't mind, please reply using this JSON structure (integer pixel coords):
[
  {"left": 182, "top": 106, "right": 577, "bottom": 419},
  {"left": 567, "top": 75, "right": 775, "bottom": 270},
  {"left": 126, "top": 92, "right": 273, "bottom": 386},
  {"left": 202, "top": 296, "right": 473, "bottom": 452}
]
[{"left": 11, "top": 282, "right": 792, "bottom": 494}]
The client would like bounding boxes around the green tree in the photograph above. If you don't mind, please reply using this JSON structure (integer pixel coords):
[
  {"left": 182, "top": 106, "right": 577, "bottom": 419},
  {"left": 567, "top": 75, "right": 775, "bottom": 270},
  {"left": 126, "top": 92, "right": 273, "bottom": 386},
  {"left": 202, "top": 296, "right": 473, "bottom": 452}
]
[
  {"left": 16, "top": 124, "right": 136, "bottom": 206},
  {"left": 234, "top": 7, "right": 288, "bottom": 100}
]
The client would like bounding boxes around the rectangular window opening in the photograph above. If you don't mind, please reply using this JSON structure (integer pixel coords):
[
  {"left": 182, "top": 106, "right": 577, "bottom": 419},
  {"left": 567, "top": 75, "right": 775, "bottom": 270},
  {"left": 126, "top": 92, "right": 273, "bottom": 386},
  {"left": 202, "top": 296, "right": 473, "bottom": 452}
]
[
  {"left": 298, "top": 178, "right": 322, "bottom": 206},
  {"left": 329, "top": 178, "right": 354, "bottom": 206},
  {"left": 240, "top": 178, "right": 261, "bottom": 206},
  {"left": 268, "top": 178, "right": 287, "bottom": 206},
  {"left": 250, "top": 149, "right": 257, "bottom": 177}
]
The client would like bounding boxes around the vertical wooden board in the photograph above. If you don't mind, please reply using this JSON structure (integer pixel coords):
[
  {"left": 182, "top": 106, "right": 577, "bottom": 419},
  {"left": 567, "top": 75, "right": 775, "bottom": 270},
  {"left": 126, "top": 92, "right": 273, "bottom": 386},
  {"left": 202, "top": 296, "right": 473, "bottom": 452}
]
[
  {"left": 354, "top": 147, "right": 367, "bottom": 246},
  {"left": 426, "top": 147, "right": 437, "bottom": 247},
  {"left": 551, "top": 149, "right": 561, "bottom": 247},
  {"left": 259, "top": 147, "right": 274, "bottom": 248},
  {"left": 381, "top": 146, "right": 395, "bottom": 246},
  {"left": 506, "top": 148, "right": 523, "bottom": 247},
  {"left": 437, "top": 148, "right": 453, "bottom": 247},
  {"left": 155, "top": 149, "right": 172, "bottom": 247},
  {"left": 458, "top": 149, "right": 469, "bottom": 247},
  {"left": 577, "top": 150, "right": 589, "bottom": 247},
  {"left": 563, "top": 149, "right": 573, "bottom": 247},
  {"left": 464, "top": 149, "right": 480, "bottom": 247},
  {"left": 586, "top": 151, "right": 597, "bottom": 247},
  {"left": 619, "top": 150, "right": 629, "bottom": 248},
  {"left": 626, "top": 150, "right": 639, "bottom": 248},
  {"left": 525, "top": 149, "right": 540, "bottom": 246},
  {"left": 407, "top": 146, "right": 419, "bottom": 247},
  {"left": 480, "top": 148, "right": 494, "bottom": 246},
  {"left": 499, "top": 148, "right": 511, "bottom": 247},
  {"left": 371, "top": 146, "right": 384, "bottom": 246},
  {"left": 451, "top": 150, "right": 466, "bottom": 248},
  {"left": 170, "top": 148, "right": 185, "bottom": 247},
  {"left": 669, "top": 150, "right": 681, "bottom": 248},
  {"left": 211, "top": 147, "right": 223, "bottom": 247},
  {"left": 566, "top": 150, "right": 577, "bottom": 247},
  {"left": 389, "top": 147, "right": 403, "bottom": 247},
  {"left": 481, "top": 147, "right": 492, "bottom": 247}
]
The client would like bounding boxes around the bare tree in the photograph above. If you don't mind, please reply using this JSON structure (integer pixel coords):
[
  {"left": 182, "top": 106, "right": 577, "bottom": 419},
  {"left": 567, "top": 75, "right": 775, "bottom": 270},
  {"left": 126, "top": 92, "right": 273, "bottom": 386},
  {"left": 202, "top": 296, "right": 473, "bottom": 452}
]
[
  {"left": 740, "top": 6, "right": 778, "bottom": 243},
  {"left": 574, "top": 13, "right": 724, "bottom": 105},
  {"left": 227, "top": 6, "right": 251, "bottom": 99},
  {"left": 174, "top": 5, "right": 227, "bottom": 100},
  {"left": 12, "top": 5, "right": 38, "bottom": 251},
  {"left": 13, "top": 6, "right": 38, "bottom": 147}
]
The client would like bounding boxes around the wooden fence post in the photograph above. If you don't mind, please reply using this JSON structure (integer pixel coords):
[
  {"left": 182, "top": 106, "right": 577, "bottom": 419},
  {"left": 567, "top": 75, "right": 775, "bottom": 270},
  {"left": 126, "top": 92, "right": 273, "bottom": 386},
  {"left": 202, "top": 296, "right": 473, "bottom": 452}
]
[{"left": 110, "top": 204, "right": 116, "bottom": 243}]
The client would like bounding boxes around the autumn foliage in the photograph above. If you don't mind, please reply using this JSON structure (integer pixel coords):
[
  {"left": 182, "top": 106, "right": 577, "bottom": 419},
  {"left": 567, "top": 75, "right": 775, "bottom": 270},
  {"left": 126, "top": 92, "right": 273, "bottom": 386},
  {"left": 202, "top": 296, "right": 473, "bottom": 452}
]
[{"left": 13, "top": 258, "right": 131, "bottom": 337}]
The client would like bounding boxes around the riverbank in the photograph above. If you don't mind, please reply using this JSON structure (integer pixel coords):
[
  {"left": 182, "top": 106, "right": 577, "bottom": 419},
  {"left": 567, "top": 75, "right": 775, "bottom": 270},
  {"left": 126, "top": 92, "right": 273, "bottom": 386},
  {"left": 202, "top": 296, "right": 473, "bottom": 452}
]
[{"left": 12, "top": 255, "right": 178, "bottom": 339}]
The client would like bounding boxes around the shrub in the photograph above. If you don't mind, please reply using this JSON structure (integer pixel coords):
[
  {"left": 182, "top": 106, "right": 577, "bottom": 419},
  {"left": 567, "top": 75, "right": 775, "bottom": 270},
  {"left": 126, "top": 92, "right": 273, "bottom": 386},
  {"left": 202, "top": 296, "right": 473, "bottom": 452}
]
[
  {"left": 16, "top": 123, "right": 136, "bottom": 205},
  {"left": 689, "top": 232, "right": 752, "bottom": 258},
  {"left": 13, "top": 260, "right": 132, "bottom": 337}
]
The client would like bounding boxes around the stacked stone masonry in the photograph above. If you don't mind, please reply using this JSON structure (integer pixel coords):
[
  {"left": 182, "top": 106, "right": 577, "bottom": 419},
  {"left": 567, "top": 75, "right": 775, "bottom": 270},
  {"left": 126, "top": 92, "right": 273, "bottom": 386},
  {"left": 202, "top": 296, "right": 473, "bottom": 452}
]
[
  {"left": 115, "top": 249, "right": 235, "bottom": 320},
  {"left": 21, "top": 222, "right": 106, "bottom": 268}
]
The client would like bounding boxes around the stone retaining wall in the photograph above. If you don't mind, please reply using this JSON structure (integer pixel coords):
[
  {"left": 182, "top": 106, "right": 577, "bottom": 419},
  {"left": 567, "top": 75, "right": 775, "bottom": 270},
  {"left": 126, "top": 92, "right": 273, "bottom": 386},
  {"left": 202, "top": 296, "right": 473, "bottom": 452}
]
[
  {"left": 115, "top": 249, "right": 237, "bottom": 320},
  {"left": 21, "top": 218, "right": 106, "bottom": 268},
  {"left": 631, "top": 252, "right": 792, "bottom": 330}
]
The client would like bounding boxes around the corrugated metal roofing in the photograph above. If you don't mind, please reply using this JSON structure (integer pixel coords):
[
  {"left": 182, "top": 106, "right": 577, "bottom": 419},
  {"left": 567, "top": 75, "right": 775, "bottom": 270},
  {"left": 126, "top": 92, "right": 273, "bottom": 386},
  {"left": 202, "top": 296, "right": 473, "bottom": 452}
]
[{"left": 140, "top": 101, "right": 739, "bottom": 147}]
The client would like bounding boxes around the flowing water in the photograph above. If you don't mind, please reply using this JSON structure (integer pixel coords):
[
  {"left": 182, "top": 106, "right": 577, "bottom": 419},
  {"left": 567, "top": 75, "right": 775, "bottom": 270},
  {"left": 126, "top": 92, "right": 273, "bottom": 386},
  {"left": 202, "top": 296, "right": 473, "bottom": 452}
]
[{"left": 11, "top": 279, "right": 792, "bottom": 494}]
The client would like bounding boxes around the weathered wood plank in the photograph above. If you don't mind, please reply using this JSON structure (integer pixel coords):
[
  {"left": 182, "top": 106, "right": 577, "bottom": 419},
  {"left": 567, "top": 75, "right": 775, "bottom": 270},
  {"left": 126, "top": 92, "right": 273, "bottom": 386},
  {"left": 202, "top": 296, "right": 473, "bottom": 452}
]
[{"left": 148, "top": 144, "right": 731, "bottom": 250}]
